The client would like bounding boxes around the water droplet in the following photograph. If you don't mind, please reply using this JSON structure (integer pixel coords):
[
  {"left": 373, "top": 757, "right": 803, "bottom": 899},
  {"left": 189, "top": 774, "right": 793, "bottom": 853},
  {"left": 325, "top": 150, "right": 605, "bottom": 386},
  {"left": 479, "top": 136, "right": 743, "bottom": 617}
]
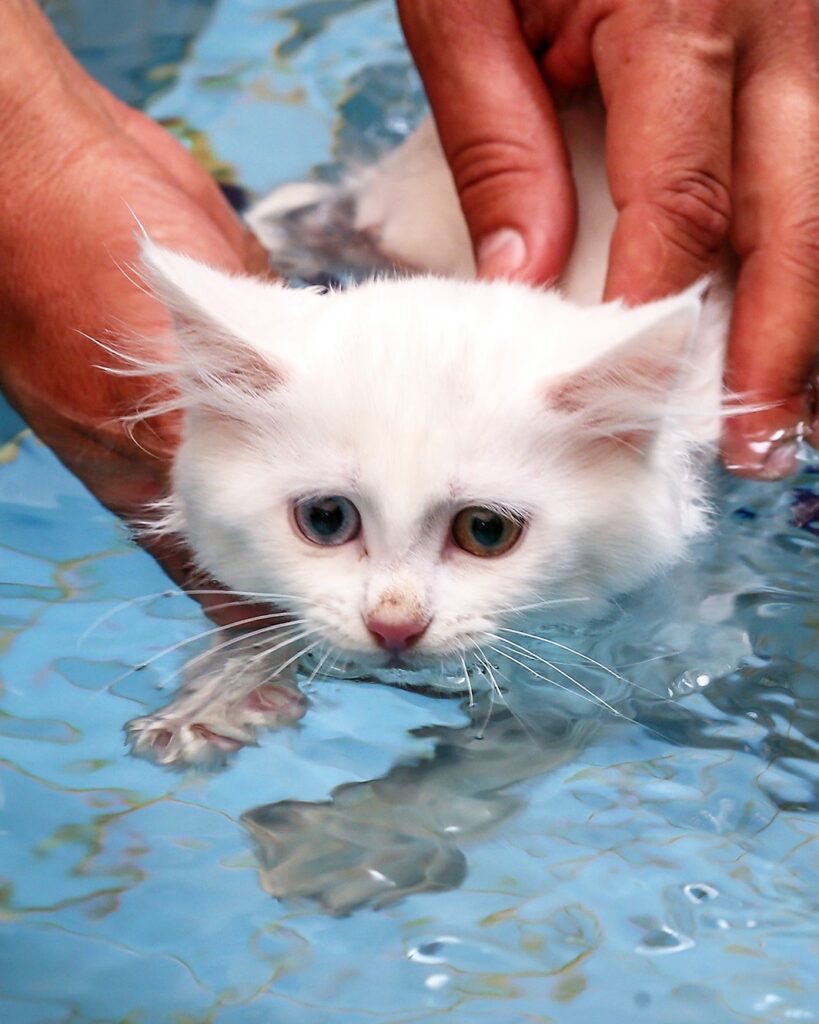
[
  {"left": 407, "top": 937, "right": 461, "bottom": 965},
  {"left": 425, "top": 973, "right": 449, "bottom": 990},
  {"left": 683, "top": 882, "right": 719, "bottom": 903},
  {"left": 636, "top": 926, "right": 694, "bottom": 956},
  {"left": 753, "top": 993, "right": 783, "bottom": 1012}
]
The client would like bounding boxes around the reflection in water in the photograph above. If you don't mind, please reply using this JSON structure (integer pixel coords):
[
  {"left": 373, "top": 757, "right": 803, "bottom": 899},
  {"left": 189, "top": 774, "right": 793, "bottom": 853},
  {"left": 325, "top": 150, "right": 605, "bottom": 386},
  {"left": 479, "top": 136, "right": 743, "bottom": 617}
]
[{"left": 244, "top": 704, "right": 597, "bottom": 914}]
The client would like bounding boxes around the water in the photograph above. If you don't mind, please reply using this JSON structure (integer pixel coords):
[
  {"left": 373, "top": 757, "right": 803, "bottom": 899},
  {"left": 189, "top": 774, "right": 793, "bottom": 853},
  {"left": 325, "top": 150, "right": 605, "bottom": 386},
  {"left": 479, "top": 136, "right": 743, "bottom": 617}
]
[{"left": 2, "top": 3, "right": 818, "bottom": 1021}]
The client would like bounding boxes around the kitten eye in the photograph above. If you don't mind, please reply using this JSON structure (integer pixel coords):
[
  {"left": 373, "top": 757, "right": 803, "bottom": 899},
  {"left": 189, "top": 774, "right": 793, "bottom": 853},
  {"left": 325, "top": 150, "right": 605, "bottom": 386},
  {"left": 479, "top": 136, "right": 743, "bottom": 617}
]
[
  {"left": 451, "top": 506, "right": 523, "bottom": 558},
  {"left": 293, "top": 496, "right": 361, "bottom": 546}
]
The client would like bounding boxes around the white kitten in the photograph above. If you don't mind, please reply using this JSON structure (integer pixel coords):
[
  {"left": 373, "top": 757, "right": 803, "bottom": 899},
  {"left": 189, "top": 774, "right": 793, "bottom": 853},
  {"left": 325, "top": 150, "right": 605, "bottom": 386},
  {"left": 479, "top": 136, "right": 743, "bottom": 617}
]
[{"left": 128, "top": 106, "right": 729, "bottom": 766}]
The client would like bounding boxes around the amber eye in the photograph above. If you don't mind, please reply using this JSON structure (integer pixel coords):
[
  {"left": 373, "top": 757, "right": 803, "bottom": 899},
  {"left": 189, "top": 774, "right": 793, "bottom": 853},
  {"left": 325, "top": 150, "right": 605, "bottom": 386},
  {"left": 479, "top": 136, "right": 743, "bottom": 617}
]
[
  {"left": 451, "top": 506, "right": 524, "bottom": 557},
  {"left": 294, "top": 496, "right": 361, "bottom": 546}
]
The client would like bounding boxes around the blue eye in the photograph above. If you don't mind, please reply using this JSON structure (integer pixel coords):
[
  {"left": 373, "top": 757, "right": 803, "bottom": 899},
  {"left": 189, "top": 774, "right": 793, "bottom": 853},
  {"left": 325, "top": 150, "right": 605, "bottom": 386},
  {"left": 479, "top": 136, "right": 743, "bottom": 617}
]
[{"left": 293, "top": 496, "right": 361, "bottom": 546}]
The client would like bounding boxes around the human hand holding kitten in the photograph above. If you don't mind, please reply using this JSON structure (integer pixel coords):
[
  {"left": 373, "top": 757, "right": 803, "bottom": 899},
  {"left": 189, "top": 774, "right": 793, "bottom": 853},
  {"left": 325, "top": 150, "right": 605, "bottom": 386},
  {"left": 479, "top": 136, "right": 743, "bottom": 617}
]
[
  {"left": 0, "top": 0, "right": 269, "bottom": 623},
  {"left": 398, "top": 0, "right": 819, "bottom": 476}
]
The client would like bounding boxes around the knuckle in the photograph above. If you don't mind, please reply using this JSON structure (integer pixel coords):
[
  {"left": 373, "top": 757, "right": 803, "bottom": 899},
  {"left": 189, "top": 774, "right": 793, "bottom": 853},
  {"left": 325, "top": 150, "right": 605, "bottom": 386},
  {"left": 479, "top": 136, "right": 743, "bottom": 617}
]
[
  {"left": 446, "top": 135, "right": 542, "bottom": 206},
  {"left": 649, "top": 167, "right": 731, "bottom": 262}
]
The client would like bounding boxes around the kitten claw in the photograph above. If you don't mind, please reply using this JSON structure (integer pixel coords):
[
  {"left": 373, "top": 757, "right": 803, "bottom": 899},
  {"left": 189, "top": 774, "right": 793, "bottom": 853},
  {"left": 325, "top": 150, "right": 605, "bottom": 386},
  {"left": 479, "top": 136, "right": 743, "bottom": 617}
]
[
  {"left": 125, "top": 678, "right": 307, "bottom": 769},
  {"left": 126, "top": 714, "right": 247, "bottom": 767}
]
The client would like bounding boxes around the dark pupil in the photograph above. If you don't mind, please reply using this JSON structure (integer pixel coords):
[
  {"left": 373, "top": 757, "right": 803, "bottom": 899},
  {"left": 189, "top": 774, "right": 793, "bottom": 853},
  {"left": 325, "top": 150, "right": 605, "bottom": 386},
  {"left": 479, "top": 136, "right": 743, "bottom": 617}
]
[
  {"left": 470, "top": 512, "right": 505, "bottom": 548},
  {"left": 309, "top": 500, "right": 344, "bottom": 537}
]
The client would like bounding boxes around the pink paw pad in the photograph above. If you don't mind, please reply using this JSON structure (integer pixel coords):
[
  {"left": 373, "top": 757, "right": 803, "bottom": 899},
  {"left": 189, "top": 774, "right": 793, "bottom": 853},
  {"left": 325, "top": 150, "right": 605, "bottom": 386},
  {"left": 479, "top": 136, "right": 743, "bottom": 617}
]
[
  {"left": 246, "top": 683, "right": 306, "bottom": 718},
  {"left": 189, "top": 723, "right": 244, "bottom": 752}
]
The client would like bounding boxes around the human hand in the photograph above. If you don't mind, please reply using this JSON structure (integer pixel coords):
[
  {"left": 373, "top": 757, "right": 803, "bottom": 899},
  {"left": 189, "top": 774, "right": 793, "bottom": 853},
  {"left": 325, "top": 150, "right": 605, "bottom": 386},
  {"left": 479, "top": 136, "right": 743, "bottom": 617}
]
[
  {"left": 398, "top": 0, "right": 819, "bottom": 477},
  {"left": 0, "top": 1, "right": 270, "bottom": 621}
]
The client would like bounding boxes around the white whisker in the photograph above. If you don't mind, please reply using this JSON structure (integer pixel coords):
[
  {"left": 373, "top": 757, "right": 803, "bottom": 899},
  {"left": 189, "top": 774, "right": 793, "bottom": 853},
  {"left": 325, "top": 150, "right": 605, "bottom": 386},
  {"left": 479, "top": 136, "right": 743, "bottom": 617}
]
[
  {"left": 486, "top": 642, "right": 619, "bottom": 716},
  {"left": 211, "top": 626, "right": 320, "bottom": 692},
  {"left": 178, "top": 588, "right": 316, "bottom": 606},
  {"left": 304, "top": 646, "right": 332, "bottom": 689},
  {"left": 498, "top": 626, "right": 662, "bottom": 699},
  {"left": 488, "top": 633, "right": 626, "bottom": 720},
  {"left": 457, "top": 650, "right": 475, "bottom": 708},
  {"left": 474, "top": 647, "right": 504, "bottom": 703},
  {"left": 487, "top": 640, "right": 671, "bottom": 742},
  {"left": 501, "top": 596, "right": 591, "bottom": 615},
  {"left": 78, "top": 589, "right": 177, "bottom": 646},
  {"left": 474, "top": 644, "right": 540, "bottom": 744},
  {"left": 321, "top": 652, "right": 341, "bottom": 681},
  {"left": 157, "top": 618, "right": 310, "bottom": 692},
  {"left": 78, "top": 586, "right": 318, "bottom": 648},
  {"left": 78, "top": 593, "right": 295, "bottom": 649},
  {"left": 142, "top": 627, "right": 320, "bottom": 725},
  {"left": 129, "top": 611, "right": 300, "bottom": 675},
  {"left": 616, "top": 650, "right": 684, "bottom": 669},
  {"left": 270, "top": 639, "right": 322, "bottom": 678},
  {"left": 473, "top": 661, "right": 496, "bottom": 741}
]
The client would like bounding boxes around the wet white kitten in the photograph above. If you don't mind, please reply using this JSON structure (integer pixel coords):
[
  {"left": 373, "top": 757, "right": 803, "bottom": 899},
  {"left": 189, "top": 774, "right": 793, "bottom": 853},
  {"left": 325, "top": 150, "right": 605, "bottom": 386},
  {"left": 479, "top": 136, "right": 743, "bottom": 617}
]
[{"left": 128, "top": 105, "right": 729, "bottom": 765}]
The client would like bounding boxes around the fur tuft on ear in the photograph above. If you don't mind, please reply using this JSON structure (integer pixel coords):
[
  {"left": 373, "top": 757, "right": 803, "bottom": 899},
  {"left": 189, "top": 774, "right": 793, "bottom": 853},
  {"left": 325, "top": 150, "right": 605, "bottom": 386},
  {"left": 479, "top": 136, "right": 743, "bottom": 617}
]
[
  {"left": 547, "top": 282, "right": 708, "bottom": 450},
  {"left": 140, "top": 239, "right": 317, "bottom": 409}
]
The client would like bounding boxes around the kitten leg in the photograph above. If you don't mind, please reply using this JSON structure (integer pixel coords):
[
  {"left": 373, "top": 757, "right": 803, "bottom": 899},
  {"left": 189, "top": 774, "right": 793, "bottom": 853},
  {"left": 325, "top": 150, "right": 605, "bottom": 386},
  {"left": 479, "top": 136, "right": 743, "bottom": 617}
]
[
  {"left": 247, "top": 119, "right": 474, "bottom": 281},
  {"left": 126, "top": 636, "right": 307, "bottom": 768},
  {"left": 351, "top": 119, "right": 474, "bottom": 278}
]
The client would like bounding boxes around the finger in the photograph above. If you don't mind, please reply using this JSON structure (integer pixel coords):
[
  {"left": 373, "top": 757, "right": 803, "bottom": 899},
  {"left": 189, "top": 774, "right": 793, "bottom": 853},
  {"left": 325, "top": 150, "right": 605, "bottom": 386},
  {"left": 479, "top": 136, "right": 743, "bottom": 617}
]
[
  {"left": 397, "top": 0, "right": 576, "bottom": 284},
  {"left": 591, "top": 10, "right": 734, "bottom": 303},
  {"left": 721, "top": 18, "right": 819, "bottom": 477},
  {"left": 242, "top": 225, "right": 278, "bottom": 279}
]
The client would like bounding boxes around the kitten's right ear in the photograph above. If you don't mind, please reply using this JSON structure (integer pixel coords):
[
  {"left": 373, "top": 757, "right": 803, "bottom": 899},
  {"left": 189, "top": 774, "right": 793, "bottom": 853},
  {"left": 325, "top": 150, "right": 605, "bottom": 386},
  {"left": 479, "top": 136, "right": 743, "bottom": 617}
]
[{"left": 140, "top": 238, "right": 314, "bottom": 398}]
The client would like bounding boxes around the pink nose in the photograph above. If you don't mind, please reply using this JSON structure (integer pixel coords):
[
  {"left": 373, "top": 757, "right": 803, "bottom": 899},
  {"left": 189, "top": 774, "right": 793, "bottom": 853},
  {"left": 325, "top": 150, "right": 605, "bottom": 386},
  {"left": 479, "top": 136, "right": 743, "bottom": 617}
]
[{"left": 365, "top": 616, "right": 429, "bottom": 650}]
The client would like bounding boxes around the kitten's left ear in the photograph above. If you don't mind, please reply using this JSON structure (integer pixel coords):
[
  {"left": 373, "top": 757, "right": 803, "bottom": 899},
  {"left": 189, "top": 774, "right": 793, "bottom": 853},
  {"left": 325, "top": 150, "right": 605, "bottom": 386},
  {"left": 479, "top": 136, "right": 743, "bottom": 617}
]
[
  {"left": 547, "top": 282, "right": 708, "bottom": 448},
  {"left": 140, "top": 239, "right": 314, "bottom": 395}
]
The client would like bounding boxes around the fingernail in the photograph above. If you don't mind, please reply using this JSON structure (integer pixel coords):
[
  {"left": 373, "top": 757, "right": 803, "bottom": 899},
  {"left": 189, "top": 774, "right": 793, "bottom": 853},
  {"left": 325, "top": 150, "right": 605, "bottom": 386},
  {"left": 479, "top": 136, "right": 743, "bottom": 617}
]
[
  {"left": 760, "top": 438, "right": 800, "bottom": 479},
  {"left": 724, "top": 436, "right": 800, "bottom": 480},
  {"left": 477, "top": 228, "right": 527, "bottom": 279}
]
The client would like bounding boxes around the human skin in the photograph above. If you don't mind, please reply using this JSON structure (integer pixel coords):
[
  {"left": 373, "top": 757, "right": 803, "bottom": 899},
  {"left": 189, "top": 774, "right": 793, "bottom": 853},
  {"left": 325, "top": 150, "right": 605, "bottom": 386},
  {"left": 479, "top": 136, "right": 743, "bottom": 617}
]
[
  {"left": 0, "top": 0, "right": 272, "bottom": 621},
  {"left": 398, "top": 0, "right": 819, "bottom": 477}
]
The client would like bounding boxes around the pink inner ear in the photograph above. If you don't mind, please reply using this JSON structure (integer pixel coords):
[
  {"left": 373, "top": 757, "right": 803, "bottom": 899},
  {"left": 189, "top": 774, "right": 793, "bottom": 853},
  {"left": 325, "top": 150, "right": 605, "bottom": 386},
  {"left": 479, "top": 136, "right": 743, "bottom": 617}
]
[
  {"left": 546, "top": 298, "right": 701, "bottom": 434},
  {"left": 205, "top": 349, "right": 283, "bottom": 394},
  {"left": 548, "top": 356, "right": 678, "bottom": 416},
  {"left": 545, "top": 353, "right": 686, "bottom": 455},
  {"left": 175, "top": 317, "right": 283, "bottom": 398}
]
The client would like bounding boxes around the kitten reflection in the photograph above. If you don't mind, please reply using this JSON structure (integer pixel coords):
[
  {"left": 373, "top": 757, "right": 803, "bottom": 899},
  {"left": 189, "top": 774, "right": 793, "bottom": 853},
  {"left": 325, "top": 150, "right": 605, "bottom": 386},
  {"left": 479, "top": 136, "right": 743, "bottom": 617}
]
[{"left": 242, "top": 705, "right": 595, "bottom": 916}]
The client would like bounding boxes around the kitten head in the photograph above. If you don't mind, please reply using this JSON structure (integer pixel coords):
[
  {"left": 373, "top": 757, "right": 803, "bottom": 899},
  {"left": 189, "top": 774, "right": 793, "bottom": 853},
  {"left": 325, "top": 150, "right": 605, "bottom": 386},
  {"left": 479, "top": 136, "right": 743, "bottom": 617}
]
[{"left": 142, "top": 241, "right": 720, "bottom": 670}]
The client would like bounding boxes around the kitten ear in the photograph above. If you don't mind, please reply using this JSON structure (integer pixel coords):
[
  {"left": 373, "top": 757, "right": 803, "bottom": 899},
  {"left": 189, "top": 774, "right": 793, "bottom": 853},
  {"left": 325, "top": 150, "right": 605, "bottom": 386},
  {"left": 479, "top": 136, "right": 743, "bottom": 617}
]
[
  {"left": 547, "top": 283, "right": 707, "bottom": 450},
  {"left": 140, "top": 238, "right": 306, "bottom": 398}
]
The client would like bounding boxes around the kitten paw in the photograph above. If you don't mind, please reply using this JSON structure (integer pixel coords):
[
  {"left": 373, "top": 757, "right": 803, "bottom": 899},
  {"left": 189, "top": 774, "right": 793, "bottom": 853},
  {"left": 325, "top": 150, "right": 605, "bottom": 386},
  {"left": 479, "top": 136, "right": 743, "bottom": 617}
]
[
  {"left": 126, "top": 680, "right": 307, "bottom": 768},
  {"left": 127, "top": 713, "right": 250, "bottom": 768}
]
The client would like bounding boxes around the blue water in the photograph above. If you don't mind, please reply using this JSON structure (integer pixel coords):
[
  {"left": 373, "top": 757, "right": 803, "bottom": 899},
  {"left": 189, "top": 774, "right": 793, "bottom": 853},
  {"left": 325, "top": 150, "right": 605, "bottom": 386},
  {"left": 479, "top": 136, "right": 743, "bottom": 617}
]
[{"left": 2, "top": 3, "right": 818, "bottom": 1022}]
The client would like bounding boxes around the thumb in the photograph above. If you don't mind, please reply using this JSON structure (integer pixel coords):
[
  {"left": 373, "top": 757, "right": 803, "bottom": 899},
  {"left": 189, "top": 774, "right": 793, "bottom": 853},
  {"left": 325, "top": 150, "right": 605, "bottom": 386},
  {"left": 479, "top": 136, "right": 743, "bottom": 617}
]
[{"left": 398, "top": 0, "right": 576, "bottom": 284}]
